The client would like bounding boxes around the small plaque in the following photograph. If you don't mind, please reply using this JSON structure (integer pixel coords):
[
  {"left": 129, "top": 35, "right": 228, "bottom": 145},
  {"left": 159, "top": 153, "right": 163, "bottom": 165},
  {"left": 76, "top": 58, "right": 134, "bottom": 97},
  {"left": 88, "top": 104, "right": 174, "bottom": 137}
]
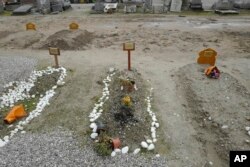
[
  {"left": 123, "top": 42, "right": 135, "bottom": 51},
  {"left": 49, "top": 47, "right": 60, "bottom": 56},
  {"left": 204, "top": 51, "right": 214, "bottom": 57},
  {"left": 26, "top": 23, "right": 36, "bottom": 30},
  {"left": 197, "top": 48, "right": 217, "bottom": 66},
  {"left": 69, "top": 23, "right": 79, "bottom": 30}
]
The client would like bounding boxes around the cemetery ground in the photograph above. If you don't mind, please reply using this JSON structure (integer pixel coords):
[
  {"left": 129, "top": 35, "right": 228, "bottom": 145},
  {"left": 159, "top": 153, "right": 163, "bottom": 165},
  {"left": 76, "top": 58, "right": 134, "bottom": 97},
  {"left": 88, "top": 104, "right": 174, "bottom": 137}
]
[{"left": 0, "top": 8, "right": 250, "bottom": 167}]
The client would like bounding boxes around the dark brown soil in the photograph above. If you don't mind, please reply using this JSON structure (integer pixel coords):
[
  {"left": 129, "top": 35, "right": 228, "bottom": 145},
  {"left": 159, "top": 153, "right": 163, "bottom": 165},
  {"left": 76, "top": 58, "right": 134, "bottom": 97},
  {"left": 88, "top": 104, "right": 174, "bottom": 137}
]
[
  {"left": 40, "top": 30, "right": 96, "bottom": 50},
  {"left": 29, "top": 72, "right": 60, "bottom": 96},
  {"left": 97, "top": 69, "right": 152, "bottom": 151}
]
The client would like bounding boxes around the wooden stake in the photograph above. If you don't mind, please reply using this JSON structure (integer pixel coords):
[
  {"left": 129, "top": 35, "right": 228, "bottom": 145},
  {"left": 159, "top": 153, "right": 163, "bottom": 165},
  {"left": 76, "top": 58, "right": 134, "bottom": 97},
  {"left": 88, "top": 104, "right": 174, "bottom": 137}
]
[
  {"left": 128, "top": 50, "right": 131, "bottom": 71},
  {"left": 54, "top": 55, "right": 59, "bottom": 68},
  {"left": 49, "top": 47, "right": 60, "bottom": 68}
]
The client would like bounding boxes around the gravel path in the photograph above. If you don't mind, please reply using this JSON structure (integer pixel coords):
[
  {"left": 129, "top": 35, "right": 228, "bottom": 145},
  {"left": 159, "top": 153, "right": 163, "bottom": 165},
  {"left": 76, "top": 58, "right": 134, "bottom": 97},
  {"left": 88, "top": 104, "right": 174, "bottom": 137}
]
[
  {"left": 0, "top": 56, "right": 37, "bottom": 93},
  {"left": 0, "top": 129, "right": 167, "bottom": 167}
]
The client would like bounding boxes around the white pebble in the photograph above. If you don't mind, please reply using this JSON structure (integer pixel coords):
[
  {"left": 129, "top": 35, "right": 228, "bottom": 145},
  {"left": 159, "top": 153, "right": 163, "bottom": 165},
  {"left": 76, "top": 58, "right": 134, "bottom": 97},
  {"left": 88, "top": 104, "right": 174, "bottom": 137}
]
[
  {"left": 90, "top": 123, "right": 97, "bottom": 129},
  {"left": 152, "top": 132, "right": 156, "bottom": 138},
  {"left": 3, "top": 136, "right": 9, "bottom": 141},
  {"left": 155, "top": 123, "right": 159, "bottom": 128},
  {"left": 209, "top": 161, "right": 213, "bottom": 166},
  {"left": 147, "top": 143, "right": 155, "bottom": 151},
  {"left": 133, "top": 148, "right": 140, "bottom": 155},
  {"left": 155, "top": 154, "right": 160, "bottom": 157},
  {"left": 92, "top": 127, "right": 97, "bottom": 133},
  {"left": 90, "top": 133, "right": 98, "bottom": 139},
  {"left": 121, "top": 146, "right": 129, "bottom": 154},
  {"left": 221, "top": 125, "right": 228, "bottom": 129},
  {"left": 146, "top": 139, "right": 153, "bottom": 144},
  {"left": 245, "top": 127, "right": 250, "bottom": 131},
  {"left": 111, "top": 151, "right": 116, "bottom": 157},
  {"left": 141, "top": 141, "right": 148, "bottom": 148},
  {"left": 0, "top": 139, "right": 6, "bottom": 147}
]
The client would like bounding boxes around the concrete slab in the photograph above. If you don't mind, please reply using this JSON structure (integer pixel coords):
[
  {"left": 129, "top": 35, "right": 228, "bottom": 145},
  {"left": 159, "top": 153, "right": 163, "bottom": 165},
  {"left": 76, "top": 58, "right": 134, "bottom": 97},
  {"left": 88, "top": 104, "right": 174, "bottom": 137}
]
[{"left": 13, "top": 4, "right": 33, "bottom": 15}]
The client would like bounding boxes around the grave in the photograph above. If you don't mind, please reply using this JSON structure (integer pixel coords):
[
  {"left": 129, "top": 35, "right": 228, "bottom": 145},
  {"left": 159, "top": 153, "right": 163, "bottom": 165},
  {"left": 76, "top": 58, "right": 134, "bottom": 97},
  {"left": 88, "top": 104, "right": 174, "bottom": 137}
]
[
  {"left": 13, "top": 4, "right": 33, "bottom": 15},
  {"left": 0, "top": 2, "right": 3, "bottom": 14},
  {"left": 213, "top": 0, "right": 234, "bottom": 10},
  {"left": 170, "top": 0, "right": 182, "bottom": 12}
]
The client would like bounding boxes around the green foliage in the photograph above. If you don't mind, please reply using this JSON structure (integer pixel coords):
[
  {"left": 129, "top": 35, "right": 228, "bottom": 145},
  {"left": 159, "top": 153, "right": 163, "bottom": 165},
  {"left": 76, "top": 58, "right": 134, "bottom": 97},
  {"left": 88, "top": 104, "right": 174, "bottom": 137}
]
[
  {"left": 94, "top": 142, "right": 112, "bottom": 156},
  {"left": 93, "top": 132, "right": 112, "bottom": 156}
]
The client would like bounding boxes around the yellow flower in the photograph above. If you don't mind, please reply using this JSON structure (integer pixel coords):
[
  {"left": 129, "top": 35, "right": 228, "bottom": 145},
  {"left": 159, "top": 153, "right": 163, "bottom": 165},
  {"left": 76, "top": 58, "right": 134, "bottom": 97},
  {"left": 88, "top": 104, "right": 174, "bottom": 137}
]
[{"left": 122, "top": 96, "right": 132, "bottom": 106}]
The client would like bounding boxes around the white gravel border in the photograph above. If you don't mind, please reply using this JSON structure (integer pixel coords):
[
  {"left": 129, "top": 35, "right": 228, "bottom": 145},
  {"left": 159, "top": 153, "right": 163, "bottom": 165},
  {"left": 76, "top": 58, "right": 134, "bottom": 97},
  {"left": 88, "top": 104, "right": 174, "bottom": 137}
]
[
  {"left": 0, "top": 67, "right": 67, "bottom": 147},
  {"left": 89, "top": 69, "right": 160, "bottom": 157}
]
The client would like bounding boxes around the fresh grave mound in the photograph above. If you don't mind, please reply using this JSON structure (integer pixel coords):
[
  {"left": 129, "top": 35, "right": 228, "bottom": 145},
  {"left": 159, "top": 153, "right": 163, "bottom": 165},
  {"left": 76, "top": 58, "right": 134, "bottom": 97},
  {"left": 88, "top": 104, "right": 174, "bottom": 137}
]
[
  {"left": 89, "top": 69, "right": 159, "bottom": 156},
  {"left": 0, "top": 68, "right": 62, "bottom": 139},
  {"left": 176, "top": 63, "right": 250, "bottom": 164},
  {"left": 0, "top": 31, "right": 13, "bottom": 40},
  {"left": 40, "top": 29, "right": 95, "bottom": 50},
  {"left": 0, "top": 31, "right": 44, "bottom": 49}
]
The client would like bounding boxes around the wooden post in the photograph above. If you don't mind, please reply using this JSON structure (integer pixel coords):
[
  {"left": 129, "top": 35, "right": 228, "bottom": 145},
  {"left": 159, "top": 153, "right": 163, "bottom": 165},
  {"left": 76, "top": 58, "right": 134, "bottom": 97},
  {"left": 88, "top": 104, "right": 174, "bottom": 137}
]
[
  {"left": 49, "top": 47, "right": 60, "bottom": 68},
  {"left": 54, "top": 55, "right": 59, "bottom": 68},
  {"left": 128, "top": 50, "right": 131, "bottom": 71},
  {"left": 123, "top": 42, "right": 135, "bottom": 71}
]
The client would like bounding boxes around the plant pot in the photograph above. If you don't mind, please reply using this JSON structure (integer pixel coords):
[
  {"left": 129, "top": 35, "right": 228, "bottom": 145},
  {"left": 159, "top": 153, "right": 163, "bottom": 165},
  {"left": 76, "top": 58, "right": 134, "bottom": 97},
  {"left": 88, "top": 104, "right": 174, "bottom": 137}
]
[
  {"left": 4, "top": 104, "right": 27, "bottom": 124},
  {"left": 111, "top": 138, "right": 121, "bottom": 149}
]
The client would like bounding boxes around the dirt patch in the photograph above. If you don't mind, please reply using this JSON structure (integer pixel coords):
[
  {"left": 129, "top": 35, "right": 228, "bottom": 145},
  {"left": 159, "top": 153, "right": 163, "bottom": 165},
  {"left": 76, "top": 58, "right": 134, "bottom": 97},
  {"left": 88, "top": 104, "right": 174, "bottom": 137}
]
[
  {"left": 222, "top": 31, "right": 250, "bottom": 53},
  {"left": 39, "top": 30, "right": 95, "bottom": 50},
  {"left": 0, "top": 31, "right": 44, "bottom": 49},
  {"left": 0, "top": 31, "right": 13, "bottom": 39},
  {"left": 176, "top": 63, "right": 250, "bottom": 167},
  {"left": 94, "top": 69, "right": 152, "bottom": 153},
  {"left": 29, "top": 72, "right": 60, "bottom": 96}
]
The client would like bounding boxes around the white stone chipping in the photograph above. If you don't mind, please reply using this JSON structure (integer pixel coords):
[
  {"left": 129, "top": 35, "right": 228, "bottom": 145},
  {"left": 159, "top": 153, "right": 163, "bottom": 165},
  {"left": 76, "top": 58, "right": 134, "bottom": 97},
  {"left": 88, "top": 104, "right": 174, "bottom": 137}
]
[
  {"left": 88, "top": 70, "right": 116, "bottom": 141},
  {"left": 0, "top": 67, "right": 67, "bottom": 147},
  {"left": 133, "top": 148, "right": 141, "bottom": 155},
  {"left": 141, "top": 141, "right": 148, "bottom": 148},
  {"left": 140, "top": 87, "right": 158, "bottom": 151},
  {"left": 88, "top": 70, "right": 159, "bottom": 156},
  {"left": 121, "top": 146, "right": 129, "bottom": 154}
]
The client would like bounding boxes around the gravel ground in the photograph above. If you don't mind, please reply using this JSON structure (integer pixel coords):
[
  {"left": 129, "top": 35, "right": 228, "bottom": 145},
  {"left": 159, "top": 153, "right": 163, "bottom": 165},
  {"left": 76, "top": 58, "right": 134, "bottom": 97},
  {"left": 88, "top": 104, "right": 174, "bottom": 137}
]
[
  {"left": 0, "top": 56, "right": 37, "bottom": 94},
  {"left": 0, "top": 129, "right": 167, "bottom": 167}
]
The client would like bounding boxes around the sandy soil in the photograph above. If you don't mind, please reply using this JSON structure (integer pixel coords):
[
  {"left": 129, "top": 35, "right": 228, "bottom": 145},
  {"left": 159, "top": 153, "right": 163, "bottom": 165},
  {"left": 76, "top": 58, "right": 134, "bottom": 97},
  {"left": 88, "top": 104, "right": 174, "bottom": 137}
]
[{"left": 0, "top": 7, "right": 250, "bottom": 167}]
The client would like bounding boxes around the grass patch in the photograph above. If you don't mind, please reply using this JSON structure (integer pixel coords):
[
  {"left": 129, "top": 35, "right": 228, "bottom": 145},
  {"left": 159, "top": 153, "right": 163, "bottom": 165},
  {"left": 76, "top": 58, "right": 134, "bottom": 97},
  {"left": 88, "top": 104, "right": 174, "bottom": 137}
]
[
  {"left": 93, "top": 132, "right": 113, "bottom": 156},
  {"left": 0, "top": 97, "right": 39, "bottom": 138},
  {"left": 0, "top": 11, "right": 12, "bottom": 16}
]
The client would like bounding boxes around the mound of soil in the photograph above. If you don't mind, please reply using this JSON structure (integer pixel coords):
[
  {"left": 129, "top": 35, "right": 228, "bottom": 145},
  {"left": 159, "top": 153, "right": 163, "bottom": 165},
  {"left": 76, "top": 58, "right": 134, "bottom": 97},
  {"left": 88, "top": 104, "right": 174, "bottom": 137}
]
[
  {"left": 0, "top": 31, "right": 13, "bottom": 39},
  {"left": 176, "top": 63, "right": 250, "bottom": 166},
  {"left": 222, "top": 31, "right": 250, "bottom": 53},
  {"left": 0, "top": 31, "right": 44, "bottom": 49},
  {"left": 40, "top": 30, "right": 95, "bottom": 50},
  {"left": 29, "top": 72, "right": 60, "bottom": 96},
  {"left": 98, "top": 70, "right": 152, "bottom": 151}
]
